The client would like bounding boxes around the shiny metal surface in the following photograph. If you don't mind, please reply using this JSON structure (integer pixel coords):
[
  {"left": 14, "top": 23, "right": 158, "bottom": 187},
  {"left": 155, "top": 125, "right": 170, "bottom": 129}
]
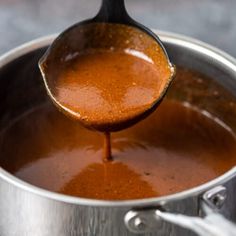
[
  {"left": 0, "top": 31, "right": 236, "bottom": 235},
  {"left": 125, "top": 186, "right": 236, "bottom": 235},
  {"left": 155, "top": 204, "right": 236, "bottom": 236},
  {"left": 203, "top": 185, "right": 227, "bottom": 210}
]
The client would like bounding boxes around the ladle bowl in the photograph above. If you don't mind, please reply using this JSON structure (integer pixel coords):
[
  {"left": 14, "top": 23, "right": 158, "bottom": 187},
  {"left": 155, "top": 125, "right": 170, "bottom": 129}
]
[{"left": 39, "top": 0, "right": 175, "bottom": 132}]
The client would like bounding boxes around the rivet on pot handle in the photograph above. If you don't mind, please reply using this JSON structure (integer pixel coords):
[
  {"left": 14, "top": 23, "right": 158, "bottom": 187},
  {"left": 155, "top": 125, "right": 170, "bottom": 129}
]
[
  {"left": 124, "top": 186, "right": 236, "bottom": 236},
  {"left": 202, "top": 185, "right": 227, "bottom": 210}
]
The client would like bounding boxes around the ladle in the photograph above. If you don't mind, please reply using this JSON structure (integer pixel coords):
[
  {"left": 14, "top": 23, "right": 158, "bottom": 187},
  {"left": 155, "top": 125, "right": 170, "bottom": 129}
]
[{"left": 39, "top": 0, "right": 175, "bottom": 133}]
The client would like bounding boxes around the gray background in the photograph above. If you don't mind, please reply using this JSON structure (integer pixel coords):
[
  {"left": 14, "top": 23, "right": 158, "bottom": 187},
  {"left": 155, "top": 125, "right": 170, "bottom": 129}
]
[{"left": 0, "top": 0, "right": 235, "bottom": 56}]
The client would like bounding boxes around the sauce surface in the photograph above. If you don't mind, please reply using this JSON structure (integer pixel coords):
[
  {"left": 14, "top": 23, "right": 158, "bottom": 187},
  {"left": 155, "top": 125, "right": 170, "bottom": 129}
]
[
  {"left": 48, "top": 50, "right": 171, "bottom": 132},
  {"left": 1, "top": 80, "right": 236, "bottom": 200}
]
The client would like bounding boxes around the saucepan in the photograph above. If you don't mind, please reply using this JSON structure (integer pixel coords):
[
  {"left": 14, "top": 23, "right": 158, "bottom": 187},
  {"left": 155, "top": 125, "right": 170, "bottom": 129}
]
[{"left": 0, "top": 31, "right": 236, "bottom": 236}]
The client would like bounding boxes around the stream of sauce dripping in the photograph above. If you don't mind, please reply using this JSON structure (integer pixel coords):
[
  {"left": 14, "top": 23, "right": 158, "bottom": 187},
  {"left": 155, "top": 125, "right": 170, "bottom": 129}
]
[
  {"left": 49, "top": 50, "right": 171, "bottom": 161},
  {"left": 103, "top": 132, "right": 112, "bottom": 161}
]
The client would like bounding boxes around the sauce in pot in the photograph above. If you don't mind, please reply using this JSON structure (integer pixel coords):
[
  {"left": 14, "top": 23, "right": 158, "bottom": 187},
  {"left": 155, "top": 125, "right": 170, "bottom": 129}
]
[{"left": 1, "top": 67, "right": 236, "bottom": 200}]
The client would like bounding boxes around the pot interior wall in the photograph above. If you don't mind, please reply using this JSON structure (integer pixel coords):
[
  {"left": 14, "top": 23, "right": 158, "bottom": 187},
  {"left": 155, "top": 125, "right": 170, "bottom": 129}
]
[
  {"left": 165, "top": 42, "right": 236, "bottom": 132},
  {"left": 0, "top": 48, "right": 48, "bottom": 130}
]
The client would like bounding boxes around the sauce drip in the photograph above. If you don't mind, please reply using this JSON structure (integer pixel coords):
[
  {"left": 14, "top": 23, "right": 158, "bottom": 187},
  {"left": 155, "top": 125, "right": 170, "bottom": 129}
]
[
  {"left": 42, "top": 23, "right": 173, "bottom": 135},
  {"left": 47, "top": 50, "right": 171, "bottom": 159},
  {"left": 103, "top": 132, "right": 112, "bottom": 161}
]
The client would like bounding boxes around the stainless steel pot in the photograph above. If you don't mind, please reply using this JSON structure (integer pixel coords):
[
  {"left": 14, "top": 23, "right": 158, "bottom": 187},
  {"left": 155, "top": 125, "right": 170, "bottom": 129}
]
[{"left": 0, "top": 31, "right": 236, "bottom": 236}]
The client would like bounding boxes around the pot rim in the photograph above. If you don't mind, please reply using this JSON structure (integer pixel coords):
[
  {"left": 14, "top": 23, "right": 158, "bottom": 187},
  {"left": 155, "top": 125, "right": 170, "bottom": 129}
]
[{"left": 0, "top": 31, "right": 236, "bottom": 207}]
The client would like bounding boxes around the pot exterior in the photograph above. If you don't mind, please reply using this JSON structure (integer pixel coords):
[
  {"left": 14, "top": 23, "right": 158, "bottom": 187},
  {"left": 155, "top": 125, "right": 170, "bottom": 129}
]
[
  {"left": 0, "top": 32, "right": 236, "bottom": 236},
  {"left": 1, "top": 173, "right": 236, "bottom": 236},
  {"left": 0, "top": 175, "right": 197, "bottom": 236}
]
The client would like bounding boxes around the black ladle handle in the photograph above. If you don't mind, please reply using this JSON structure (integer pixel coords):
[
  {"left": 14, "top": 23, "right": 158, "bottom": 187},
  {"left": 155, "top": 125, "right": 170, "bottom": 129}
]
[
  {"left": 95, "top": 0, "right": 131, "bottom": 23},
  {"left": 93, "top": 0, "right": 171, "bottom": 63}
]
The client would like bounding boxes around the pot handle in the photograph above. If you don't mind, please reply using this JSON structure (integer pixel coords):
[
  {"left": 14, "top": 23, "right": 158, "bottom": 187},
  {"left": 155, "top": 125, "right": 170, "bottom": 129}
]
[{"left": 125, "top": 186, "right": 236, "bottom": 236}]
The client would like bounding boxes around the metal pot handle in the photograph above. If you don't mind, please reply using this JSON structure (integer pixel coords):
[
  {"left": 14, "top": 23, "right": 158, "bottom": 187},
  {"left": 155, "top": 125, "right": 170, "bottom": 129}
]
[{"left": 125, "top": 186, "right": 236, "bottom": 236}]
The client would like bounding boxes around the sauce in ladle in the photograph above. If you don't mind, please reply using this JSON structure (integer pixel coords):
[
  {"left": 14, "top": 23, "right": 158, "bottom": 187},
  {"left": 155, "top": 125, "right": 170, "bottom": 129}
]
[{"left": 48, "top": 49, "right": 172, "bottom": 160}]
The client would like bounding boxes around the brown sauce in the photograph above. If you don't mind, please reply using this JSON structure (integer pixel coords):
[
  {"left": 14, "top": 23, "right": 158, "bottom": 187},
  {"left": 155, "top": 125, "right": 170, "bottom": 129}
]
[
  {"left": 53, "top": 51, "right": 170, "bottom": 129},
  {"left": 1, "top": 67, "right": 236, "bottom": 200},
  {"left": 48, "top": 50, "right": 172, "bottom": 160},
  {"left": 42, "top": 24, "right": 173, "bottom": 161}
]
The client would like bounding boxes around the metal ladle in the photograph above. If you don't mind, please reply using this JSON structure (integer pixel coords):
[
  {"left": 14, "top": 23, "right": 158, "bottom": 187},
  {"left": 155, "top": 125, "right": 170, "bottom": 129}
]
[{"left": 38, "top": 0, "right": 175, "bottom": 132}]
